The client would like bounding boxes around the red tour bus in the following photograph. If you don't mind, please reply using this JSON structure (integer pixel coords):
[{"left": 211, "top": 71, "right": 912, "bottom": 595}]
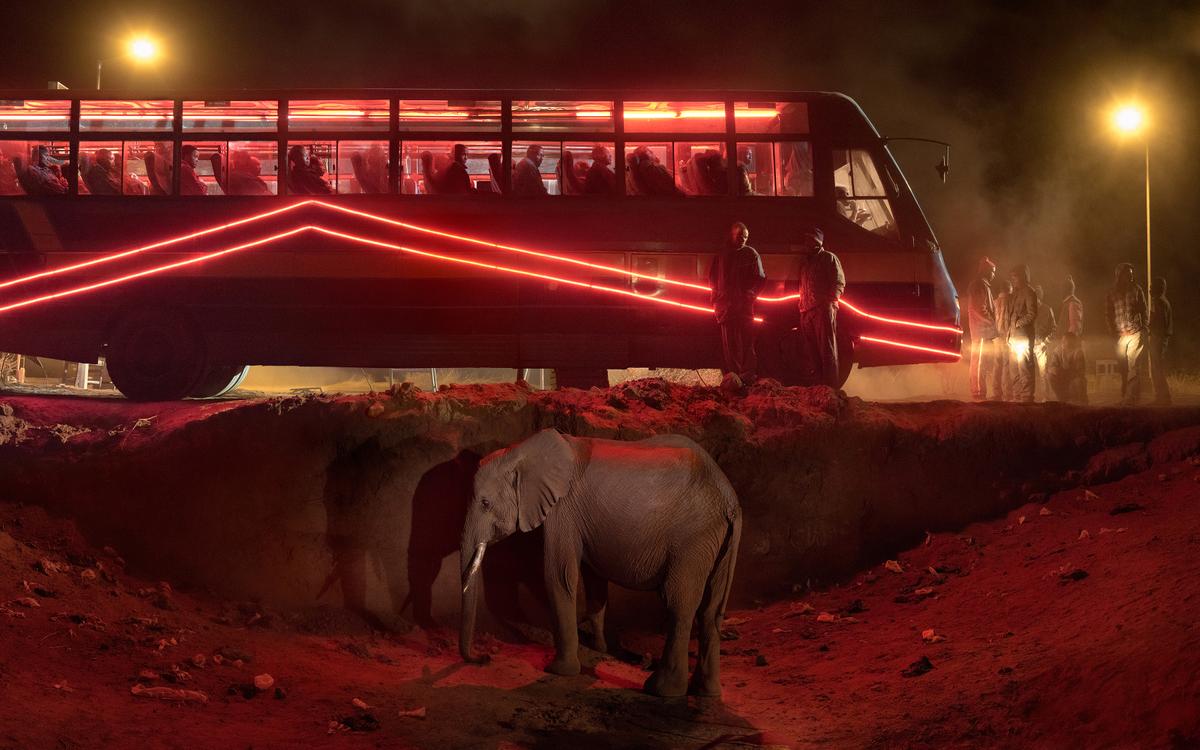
[{"left": 0, "top": 90, "right": 960, "bottom": 400}]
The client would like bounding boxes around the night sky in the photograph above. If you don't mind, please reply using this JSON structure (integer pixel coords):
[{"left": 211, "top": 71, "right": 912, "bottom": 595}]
[{"left": 4, "top": 0, "right": 1198, "bottom": 362}]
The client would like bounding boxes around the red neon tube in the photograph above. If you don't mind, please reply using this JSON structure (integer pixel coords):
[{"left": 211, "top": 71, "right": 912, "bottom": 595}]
[{"left": 857, "top": 335, "right": 961, "bottom": 359}]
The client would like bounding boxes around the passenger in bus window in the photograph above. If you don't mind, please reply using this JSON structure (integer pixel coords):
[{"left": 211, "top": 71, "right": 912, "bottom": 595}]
[
  {"left": 179, "top": 145, "right": 207, "bottom": 196},
  {"left": 349, "top": 144, "right": 388, "bottom": 194},
  {"left": 288, "top": 145, "right": 334, "bottom": 195},
  {"left": 24, "top": 145, "right": 67, "bottom": 196},
  {"left": 835, "top": 186, "right": 870, "bottom": 226},
  {"left": 584, "top": 145, "right": 615, "bottom": 195},
  {"left": 144, "top": 142, "right": 173, "bottom": 195},
  {"left": 227, "top": 150, "right": 272, "bottom": 196},
  {"left": 709, "top": 221, "right": 765, "bottom": 385},
  {"left": 559, "top": 151, "right": 584, "bottom": 195},
  {"left": 84, "top": 148, "right": 122, "bottom": 195},
  {"left": 438, "top": 144, "right": 474, "bottom": 194},
  {"left": 512, "top": 144, "right": 548, "bottom": 197},
  {"left": 628, "top": 146, "right": 679, "bottom": 196}
]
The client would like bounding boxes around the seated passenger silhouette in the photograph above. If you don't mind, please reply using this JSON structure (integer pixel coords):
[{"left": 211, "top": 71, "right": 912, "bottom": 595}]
[
  {"left": 226, "top": 150, "right": 273, "bottom": 195},
  {"left": 349, "top": 144, "right": 387, "bottom": 194},
  {"left": 437, "top": 144, "right": 474, "bottom": 194},
  {"left": 559, "top": 151, "right": 583, "bottom": 195},
  {"left": 512, "top": 144, "right": 547, "bottom": 197},
  {"left": 22, "top": 145, "right": 67, "bottom": 196},
  {"left": 84, "top": 148, "right": 122, "bottom": 195},
  {"left": 178, "top": 145, "right": 207, "bottom": 196},
  {"left": 288, "top": 145, "right": 334, "bottom": 195},
  {"left": 627, "top": 145, "right": 680, "bottom": 196},
  {"left": 584, "top": 145, "right": 616, "bottom": 195},
  {"left": 144, "top": 142, "right": 173, "bottom": 195}
]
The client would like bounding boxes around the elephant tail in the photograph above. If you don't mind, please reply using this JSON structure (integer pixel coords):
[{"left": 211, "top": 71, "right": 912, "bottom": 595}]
[{"left": 710, "top": 509, "right": 742, "bottom": 626}]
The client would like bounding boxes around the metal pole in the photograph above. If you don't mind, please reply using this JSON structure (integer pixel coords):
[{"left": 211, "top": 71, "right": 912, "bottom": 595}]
[
  {"left": 95, "top": 60, "right": 102, "bottom": 90},
  {"left": 1144, "top": 139, "right": 1151, "bottom": 293}
]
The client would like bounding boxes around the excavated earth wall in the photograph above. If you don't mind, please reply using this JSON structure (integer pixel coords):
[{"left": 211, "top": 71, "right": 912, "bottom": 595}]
[{"left": 1, "top": 381, "right": 1198, "bottom": 628}]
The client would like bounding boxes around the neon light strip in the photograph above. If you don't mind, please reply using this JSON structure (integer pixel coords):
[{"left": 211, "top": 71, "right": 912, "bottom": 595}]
[
  {"left": 754, "top": 294, "right": 961, "bottom": 334},
  {"left": 858, "top": 335, "right": 960, "bottom": 359},
  {"left": 0, "top": 228, "right": 309, "bottom": 314},
  {"left": 0, "top": 201, "right": 311, "bottom": 291}
]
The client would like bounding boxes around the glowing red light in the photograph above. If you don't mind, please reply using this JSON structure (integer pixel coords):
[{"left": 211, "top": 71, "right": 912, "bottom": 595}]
[{"left": 857, "top": 335, "right": 961, "bottom": 360}]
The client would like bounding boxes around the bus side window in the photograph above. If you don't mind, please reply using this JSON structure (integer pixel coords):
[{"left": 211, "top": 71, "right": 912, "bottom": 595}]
[
  {"left": 832, "top": 148, "right": 897, "bottom": 238},
  {"left": 1, "top": 141, "right": 69, "bottom": 196},
  {"left": 401, "top": 141, "right": 501, "bottom": 195},
  {"left": 774, "top": 142, "right": 813, "bottom": 197}
]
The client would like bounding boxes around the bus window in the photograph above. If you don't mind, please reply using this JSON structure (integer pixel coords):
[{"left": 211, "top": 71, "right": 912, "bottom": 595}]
[
  {"left": 0, "top": 140, "right": 68, "bottom": 196},
  {"left": 224, "top": 142, "right": 278, "bottom": 196},
  {"left": 338, "top": 141, "right": 388, "bottom": 194},
  {"left": 560, "top": 142, "right": 616, "bottom": 195},
  {"left": 512, "top": 101, "right": 614, "bottom": 133},
  {"left": 288, "top": 100, "right": 388, "bottom": 132},
  {"left": 833, "top": 148, "right": 897, "bottom": 238},
  {"left": 0, "top": 100, "right": 70, "bottom": 132},
  {"left": 79, "top": 142, "right": 151, "bottom": 195},
  {"left": 401, "top": 141, "right": 501, "bottom": 194},
  {"left": 511, "top": 141, "right": 560, "bottom": 196},
  {"left": 396, "top": 101, "right": 500, "bottom": 133},
  {"left": 676, "top": 142, "right": 728, "bottom": 196},
  {"left": 736, "top": 143, "right": 773, "bottom": 196},
  {"left": 624, "top": 143, "right": 680, "bottom": 196},
  {"left": 734, "top": 102, "right": 809, "bottom": 134},
  {"left": 183, "top": 100, "right": 278, "bottom": 133},
  {"left": 182, "top": 142, "right": 225, "bottom": 195},
  {"left": 80, "top": 100, "right": 173, "bottom": 132},
  {"left": 774, "top": 142, "right": 813, "bottom": 197},
  {"left": 623, "top": 101, "right": 725, "bottom": 134}
]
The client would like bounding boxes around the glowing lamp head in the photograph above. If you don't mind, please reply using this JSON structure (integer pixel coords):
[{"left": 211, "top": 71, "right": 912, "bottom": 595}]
[
  {"left": 128, "top": 37, "right": 158, "bottom": 61},
  {"left": 1112, "top": 104, "right": 1145, "bottom": 134}
]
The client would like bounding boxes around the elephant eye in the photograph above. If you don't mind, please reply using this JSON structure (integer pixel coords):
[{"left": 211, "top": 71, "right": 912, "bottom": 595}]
[{"left": 481, "top": 497, "right": 492, "bottom": 510}]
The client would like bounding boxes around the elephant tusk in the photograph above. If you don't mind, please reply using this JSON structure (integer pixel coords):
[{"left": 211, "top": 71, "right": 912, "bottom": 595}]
[{"left": 462, "top": 542, "right": 487, "bottom": 594}]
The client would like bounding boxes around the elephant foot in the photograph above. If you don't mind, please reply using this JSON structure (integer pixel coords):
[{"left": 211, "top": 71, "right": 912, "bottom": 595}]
[
  {"left": 688, "top": 673, "right": 722, "bottom": 698},
  {"left": 644, "top": 668, "right": 688, "bottom": 698},
  {"left": 545, "top": 656, "right": 581, "bottom": 676}
]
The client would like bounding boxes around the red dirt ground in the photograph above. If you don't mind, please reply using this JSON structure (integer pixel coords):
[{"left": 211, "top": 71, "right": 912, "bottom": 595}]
[{"left": 1, "top": 450, "right": 1197, "bottom": 748}]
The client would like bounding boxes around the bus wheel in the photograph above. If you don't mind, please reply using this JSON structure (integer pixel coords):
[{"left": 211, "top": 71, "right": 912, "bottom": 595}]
[
  {"left": 105, "top": 308, "right": 206, "bottom": 401},
  {"left": 552, "top": 367, "right": 610, "bottom": 389},
  {"left": 190, "top": 365, "right": 250, "bottom": 398}
]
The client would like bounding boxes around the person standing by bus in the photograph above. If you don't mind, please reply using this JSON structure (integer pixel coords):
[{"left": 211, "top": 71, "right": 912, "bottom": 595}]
[
  {"left": 512, "top": 144, "right": 547, "bottom": 197},
  {"left": 966, "top": 256, "right": 998, "bottom": 401},
  {"left": 992, "top": 278, "right": 1013, "bottom": 400},
  {"left": 1148, "top": 277, "right": 1173, "bottom": 405},
  {"left": 1105, "top": 263, "right": 1148, "bottom": 405},
  {"left": 1033, "top": 284, "right": 1056, "bottom": 400},
  {"left": 708, "top": 221, "right": 765, "bottom": 385},
  {"left": 795, "top": 228, "right": 846, "bottom": 388},
  {"left": 1005, "top": 265, "right": 1039, "bottom": 403}
]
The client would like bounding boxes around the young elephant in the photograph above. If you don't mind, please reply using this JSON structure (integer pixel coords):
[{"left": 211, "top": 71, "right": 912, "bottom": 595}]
[{"left": 459, "top": 429, "right": 742, "bottom": 698}]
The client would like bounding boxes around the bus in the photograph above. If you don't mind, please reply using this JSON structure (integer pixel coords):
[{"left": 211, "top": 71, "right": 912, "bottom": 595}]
[{"left": 0, "top": 89, "right": 960, "bottom": 400}]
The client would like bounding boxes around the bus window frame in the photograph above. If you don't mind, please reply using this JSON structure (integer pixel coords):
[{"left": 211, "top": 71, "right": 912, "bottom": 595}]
[{"left": 0, "top": 92, "right": 821, "bottom": 201}]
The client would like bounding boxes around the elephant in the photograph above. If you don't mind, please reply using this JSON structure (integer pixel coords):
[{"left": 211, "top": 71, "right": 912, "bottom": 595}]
[{"left": 459, "top": 428, "right": 742, "bottom": 698}]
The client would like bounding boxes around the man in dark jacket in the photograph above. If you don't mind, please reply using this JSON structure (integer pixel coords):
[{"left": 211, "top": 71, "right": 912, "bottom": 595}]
[
  {"left": 1005, "top": 265, "right": 1039, "bottom": 403},
  {"left": 966, "top": 256, "right": 998, "bottom": 400},
  {"left": 1105, "top": 262, "right": 1148, "bottom": 405},
  {"left": 794, "top": 228, "right": 845, "bottom": 387},
  {"left": 584, "top": 145, "right": 616, "bottom": 195},
  {"left": 439, "top": 144, "right": 474, "bottom": 194},
  {"left": 512, "top": 144, "right": 547, "bottom": 197},
  {"left": 1148, "top": 276, "right": 1173, "bottom": 405},
  {"left": 708, "top": 221, "right": 766, "bottom": 384}
]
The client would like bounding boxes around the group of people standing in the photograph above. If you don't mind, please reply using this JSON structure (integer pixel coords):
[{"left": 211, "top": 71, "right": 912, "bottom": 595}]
[
  {"left": 967, "top": 257, "right": 1172, "bottom": 405},
  {"left": 708, "top": 222, "right": 844, "bottom": 389}
]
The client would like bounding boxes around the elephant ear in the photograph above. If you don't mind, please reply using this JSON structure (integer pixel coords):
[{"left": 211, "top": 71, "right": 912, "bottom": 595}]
[{"left": 516, "top": 429, "right": 576, "bottom": 532}]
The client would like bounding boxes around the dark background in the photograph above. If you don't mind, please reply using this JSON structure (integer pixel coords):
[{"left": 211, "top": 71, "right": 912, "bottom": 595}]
[{"left": 3, "top": 0, "right": 1197, "bottom": 365}]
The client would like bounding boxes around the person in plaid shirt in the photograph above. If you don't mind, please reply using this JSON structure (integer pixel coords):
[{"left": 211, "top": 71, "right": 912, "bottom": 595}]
[{"left": 1104, "top": 263, "right": 1148, "bottom": 405}]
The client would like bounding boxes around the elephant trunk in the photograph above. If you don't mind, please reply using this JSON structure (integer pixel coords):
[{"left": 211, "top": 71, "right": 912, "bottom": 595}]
[{"left": 459, "top": 541, "right": 488, "bottom": 664}]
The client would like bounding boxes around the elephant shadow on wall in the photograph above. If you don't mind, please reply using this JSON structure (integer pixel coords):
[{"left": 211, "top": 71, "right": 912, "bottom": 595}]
[{"left": 405, "top": 448, "right": 549, "bottom": 631}]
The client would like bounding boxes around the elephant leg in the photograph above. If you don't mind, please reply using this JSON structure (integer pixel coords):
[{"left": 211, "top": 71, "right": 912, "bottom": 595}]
[
  {"left": 581, "top": 563, "right": 609, "bottom": 654},
  {"left": 645, "top": 573, "right": 701, "bottom": 698},
  {"left": 543, "top": 537, "right": 582, "bottom": 677},
  {"left": 689, "top": 577, "right": 724, "bottom": 697}
]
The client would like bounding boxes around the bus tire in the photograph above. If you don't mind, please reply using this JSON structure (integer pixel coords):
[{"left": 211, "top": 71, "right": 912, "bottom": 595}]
[
  {"left": 190, "top": 365, "right": 250, "bottom": 398},
  {"left": 105, "top": 308, "right": 206, "bottom": 402}
]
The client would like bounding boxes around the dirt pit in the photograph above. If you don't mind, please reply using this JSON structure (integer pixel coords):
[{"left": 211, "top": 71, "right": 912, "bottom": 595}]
[{"left": 1, "top": 381, "right": 1199, "bottom": 747}]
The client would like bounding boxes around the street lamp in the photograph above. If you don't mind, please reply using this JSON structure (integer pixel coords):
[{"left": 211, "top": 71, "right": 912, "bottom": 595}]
[
  {"left": 1109, "top": 102, "right": 1150, "bottom": 293},
  {"left": 96, "top": 35, "right": 160, "bottom": 90}
]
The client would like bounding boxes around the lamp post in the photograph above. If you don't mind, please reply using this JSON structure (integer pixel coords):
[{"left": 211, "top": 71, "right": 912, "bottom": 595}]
[
  {"left": 96, "top": 36, "right": 160, "bottom": 90},
  {"left": 1111, "top": 104, "right": 1150, "bottom": 293}
]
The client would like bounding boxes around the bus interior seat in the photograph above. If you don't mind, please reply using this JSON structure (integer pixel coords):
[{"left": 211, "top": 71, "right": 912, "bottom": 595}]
[
  {"left": 209, "top": 152, "right": 229, "bottom": 194},
  {"left": 559, "top": 150, "right": 583, "bottom": 195},
  {"left": 143, "top": 150, "right": 168, "bottom": 195},
  {"left": 419, "top": 151, "right": 438, "bottom": 194},
  {"left": 486, "top": 152, "right": 504, "bottom": 194}
]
